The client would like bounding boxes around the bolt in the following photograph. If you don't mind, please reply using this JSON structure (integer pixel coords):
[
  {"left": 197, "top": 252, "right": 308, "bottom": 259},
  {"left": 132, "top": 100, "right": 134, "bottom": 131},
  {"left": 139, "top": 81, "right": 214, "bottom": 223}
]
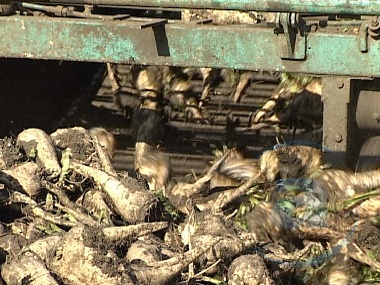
[{"left": 335, "top": 134, "right": 343, "bottom": 143}]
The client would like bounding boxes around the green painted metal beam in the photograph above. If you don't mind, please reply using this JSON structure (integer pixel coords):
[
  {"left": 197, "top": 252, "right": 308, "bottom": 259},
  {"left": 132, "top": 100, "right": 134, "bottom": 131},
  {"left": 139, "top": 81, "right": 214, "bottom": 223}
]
[
  {"left": 1, "top": 15, "right": 380, "bottom": 77},
  {"left": 42, "top": 0, "right": 380, "bottom": 15}
]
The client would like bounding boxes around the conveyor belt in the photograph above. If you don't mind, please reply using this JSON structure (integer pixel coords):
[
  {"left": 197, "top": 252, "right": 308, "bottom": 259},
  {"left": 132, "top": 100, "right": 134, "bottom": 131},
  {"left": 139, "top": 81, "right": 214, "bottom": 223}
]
[{"left": 90, "top": 67, "right": 283, "bottom": 180}]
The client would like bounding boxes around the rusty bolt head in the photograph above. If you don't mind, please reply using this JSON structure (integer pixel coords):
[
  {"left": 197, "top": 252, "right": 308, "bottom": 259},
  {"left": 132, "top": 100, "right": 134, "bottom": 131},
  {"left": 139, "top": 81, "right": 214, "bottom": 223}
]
[{"left": 335, "top": 134, "right": 343, "bottom": 143}]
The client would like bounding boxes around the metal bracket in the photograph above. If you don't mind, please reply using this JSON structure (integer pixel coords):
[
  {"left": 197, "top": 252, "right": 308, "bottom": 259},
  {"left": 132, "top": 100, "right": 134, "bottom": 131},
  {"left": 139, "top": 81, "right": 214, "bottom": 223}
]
[
  {"left": 322, "top": 77, "right": 354, "bottom": 168},
  {"left": 359, "top": 16, "right": 380, "bottom": 53},
  {"left": 137, "top": 18, "right": 168, "bottom": 29},
  {"left": 275, "top": 12, "right": 306, "bottom": 60}
]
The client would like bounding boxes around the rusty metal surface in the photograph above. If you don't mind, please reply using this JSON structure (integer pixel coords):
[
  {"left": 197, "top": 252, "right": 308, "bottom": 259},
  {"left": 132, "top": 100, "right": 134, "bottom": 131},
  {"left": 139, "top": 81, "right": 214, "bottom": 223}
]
[
  {"left": 2, "top": 15, "right": 380, "bottom": 76},
  {"left": 322, "top": 77, "right": 354, "bottom": 168},
  {"left": 35, "top": 0, "right": 380, "bottom": 14}
]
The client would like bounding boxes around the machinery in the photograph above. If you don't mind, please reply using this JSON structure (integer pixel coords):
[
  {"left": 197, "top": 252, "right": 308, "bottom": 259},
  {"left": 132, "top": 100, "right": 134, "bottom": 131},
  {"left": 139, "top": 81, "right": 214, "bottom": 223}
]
[{"left": 1, "top": 0, "right": 380, "bottom": 169}]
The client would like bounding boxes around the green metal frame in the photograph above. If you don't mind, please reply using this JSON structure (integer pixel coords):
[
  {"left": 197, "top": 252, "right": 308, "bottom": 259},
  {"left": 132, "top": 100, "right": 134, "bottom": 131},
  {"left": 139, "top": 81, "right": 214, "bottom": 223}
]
[
  {"left": 36, "top": 0, "right": 380, "bottom": 15},
  {"left": 1, "top": 15, "right": 380, "bottom": 76}
]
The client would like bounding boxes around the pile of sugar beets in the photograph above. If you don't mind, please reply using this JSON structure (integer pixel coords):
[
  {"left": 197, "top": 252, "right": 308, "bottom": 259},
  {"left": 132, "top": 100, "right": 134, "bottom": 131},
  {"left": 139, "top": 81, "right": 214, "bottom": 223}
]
[{"left": 1, "top": 126, "right": 380, "bottom": 285}]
